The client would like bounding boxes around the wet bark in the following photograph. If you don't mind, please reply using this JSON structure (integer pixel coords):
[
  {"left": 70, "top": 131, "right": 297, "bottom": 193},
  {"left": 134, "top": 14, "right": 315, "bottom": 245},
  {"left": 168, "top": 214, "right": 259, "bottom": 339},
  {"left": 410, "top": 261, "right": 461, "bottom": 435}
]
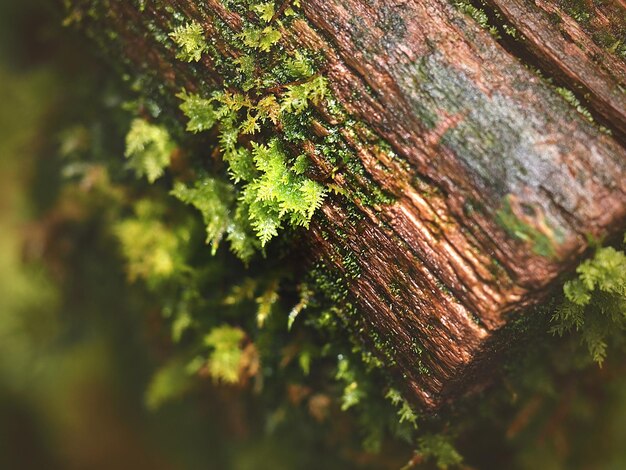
[
  {"left": 70, "top": 0, "right": 626, "bottom": 409},
  {"left": 483, "top": 0, "right": 626, "bottom": 138}
]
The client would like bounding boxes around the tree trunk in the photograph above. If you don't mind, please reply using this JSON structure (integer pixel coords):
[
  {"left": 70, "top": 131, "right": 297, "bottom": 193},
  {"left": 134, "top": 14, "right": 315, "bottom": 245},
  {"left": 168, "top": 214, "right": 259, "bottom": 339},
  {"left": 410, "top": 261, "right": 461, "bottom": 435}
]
[{"left": 67, "top": 0, "right": 626, "bottom": 409}]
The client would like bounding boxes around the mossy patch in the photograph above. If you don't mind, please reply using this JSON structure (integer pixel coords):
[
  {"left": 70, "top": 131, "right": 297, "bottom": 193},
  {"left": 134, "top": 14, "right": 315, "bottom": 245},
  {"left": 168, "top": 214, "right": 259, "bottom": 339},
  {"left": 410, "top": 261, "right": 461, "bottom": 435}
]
[{"left": 496, "top": 196, "right": 564, "bottom": 259}]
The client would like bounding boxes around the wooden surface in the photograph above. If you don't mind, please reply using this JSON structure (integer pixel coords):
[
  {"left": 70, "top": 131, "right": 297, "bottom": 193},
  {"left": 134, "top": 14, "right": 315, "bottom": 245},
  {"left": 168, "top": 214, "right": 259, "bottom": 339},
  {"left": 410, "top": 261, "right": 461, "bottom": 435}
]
[
  {"left": 485, "top": 0, "right": 626, "bottom": 138},
  {"left": 72, "top": 0, "right": 626, "bottom": 408}
]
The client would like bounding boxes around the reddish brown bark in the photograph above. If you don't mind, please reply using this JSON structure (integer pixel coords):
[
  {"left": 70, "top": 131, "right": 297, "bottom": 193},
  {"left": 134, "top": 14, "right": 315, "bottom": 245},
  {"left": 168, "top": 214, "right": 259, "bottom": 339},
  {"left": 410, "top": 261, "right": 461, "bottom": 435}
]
[{"left": 71, "top": 0, "right": 626, "bottom": 408}]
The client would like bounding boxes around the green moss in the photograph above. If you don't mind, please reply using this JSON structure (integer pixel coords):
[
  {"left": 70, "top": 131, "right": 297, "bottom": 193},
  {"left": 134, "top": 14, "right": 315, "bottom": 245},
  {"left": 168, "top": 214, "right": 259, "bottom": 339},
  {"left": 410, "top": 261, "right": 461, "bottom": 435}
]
[
  {"left": 156, "top": 0, "right": 395, "bottom": 262},
  {"left": 202, "top": 324, "right": 247, "bottom": 383},
  {"left": 558, "top": 0, "right": 626, "bottom": 61},
  {"left": 555, "top": 86, "right": 595, "bottom": 124},
  {"left": 164, "top": 4, "right": 332, "bottom": 258},
  {"left": 124, "top": 118, "right": 175, "bottom": 183},
  {"left": 169, "top": 22, "right": 208, "bottom": 62},
  {"left": 389, "top": 281, "right": 402, "bottom": 298},
  {"left": 452, "top": 0, "right": 499, "bottom": 38},
  {"left": 551, "top": 235, "right": 626, "bottom": 364},
  {"left": 415, "top": 434, "right": 463, "bottom": 470},
  {"left": 114, "top": 200, "right": 192, "bottom": 287},
  {"left": 497, "top": 196, "right": 563, "bottom": 259},
  {"left": 560, "top": 0, "right": 592, "bottom": 27}
]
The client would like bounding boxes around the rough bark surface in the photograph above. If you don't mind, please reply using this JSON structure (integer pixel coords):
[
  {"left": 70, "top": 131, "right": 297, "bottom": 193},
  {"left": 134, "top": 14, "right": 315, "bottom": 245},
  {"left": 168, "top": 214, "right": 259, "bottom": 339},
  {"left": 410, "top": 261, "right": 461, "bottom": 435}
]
[
  {"left": 72, "top": 0, "right": 626, "bottom": 408},
  {"left": 485, "top": 0, "right": 626, "bottom": 137}
]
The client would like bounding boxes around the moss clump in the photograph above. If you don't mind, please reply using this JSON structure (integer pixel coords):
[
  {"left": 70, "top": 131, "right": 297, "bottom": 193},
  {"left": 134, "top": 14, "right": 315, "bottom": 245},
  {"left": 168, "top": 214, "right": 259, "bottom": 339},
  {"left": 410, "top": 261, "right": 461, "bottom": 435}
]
[
  {"left": 414, "top": 434, "right": 463, "bottom": 470},
  {"left": 147, "top": 0, "right": 393, "bottom": 264},
  {"left": 164, "top": 2, "right": 332, "bottom": 260},
  {"left": 114, "top": 202, "right": 190, "bottom": 285},
  {"left": 452, "top": 0, "right": 499, "bottom": 38},
  {"left": 169, "top": 22, "right": 208, "bottom": 62},
  {"left": 551, "top": 235, "right": 626, "bottom": 364},
  {"left": 555, "top": 86, "right": 595, "bottom": 124},
  {"left": 124, "top": 118, "right": 174, "bottom": 183},
  {"left": 201, "top": 324, "right": 247, "bottom": 383}
]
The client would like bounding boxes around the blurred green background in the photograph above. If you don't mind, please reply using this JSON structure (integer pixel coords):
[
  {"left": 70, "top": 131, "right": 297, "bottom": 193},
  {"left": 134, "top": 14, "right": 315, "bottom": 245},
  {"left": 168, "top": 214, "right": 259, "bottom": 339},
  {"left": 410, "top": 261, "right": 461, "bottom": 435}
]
[{"left": 0, "top": 2, "right": 204, "bottom": 468}]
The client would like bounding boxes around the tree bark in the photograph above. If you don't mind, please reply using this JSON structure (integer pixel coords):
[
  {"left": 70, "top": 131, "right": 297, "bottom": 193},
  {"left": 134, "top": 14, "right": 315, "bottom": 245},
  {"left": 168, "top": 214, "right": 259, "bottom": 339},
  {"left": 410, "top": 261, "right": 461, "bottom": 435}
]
[
  {"left": 68, "top": 0, "right": 626, "bottom": 409},
  {"left": 483, "top": 0, "right": 626, "bottom": 138}
]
